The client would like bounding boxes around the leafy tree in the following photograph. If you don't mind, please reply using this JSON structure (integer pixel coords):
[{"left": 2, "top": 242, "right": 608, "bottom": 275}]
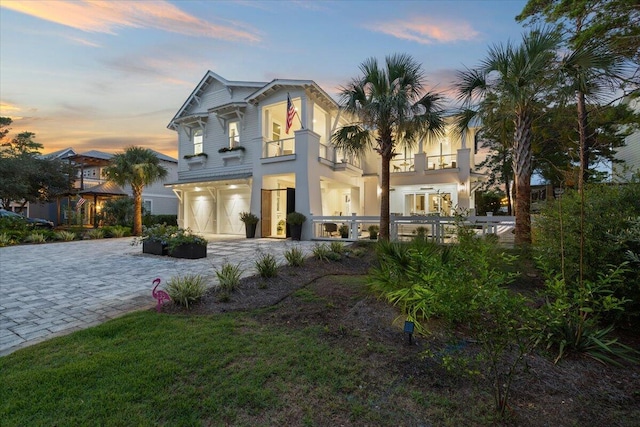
[
  {"left": 103, "top": 146, "right": 168, "bottom": 236},
  {"left": 0, "top": 127, "right": 73, "bottom": 209},
  {"left": 518, "top": 0, "right": 639, "bottom": 188},
  {"left": 456, "top": 29, "right": 561, "bottom": 245},
  {"left": 0, "top": 117, "right": 12, "bottom": 142},
  {"left": 332, "top": 53, "right": 445, "bottom": 240}
]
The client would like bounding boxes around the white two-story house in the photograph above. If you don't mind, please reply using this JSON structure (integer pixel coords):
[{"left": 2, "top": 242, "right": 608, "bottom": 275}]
[{"left": 167, "top": 71, "right": 486, "bottom": 239}]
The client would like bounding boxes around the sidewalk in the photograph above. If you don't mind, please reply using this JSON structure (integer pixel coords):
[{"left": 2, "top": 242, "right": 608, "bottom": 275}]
[{"left": 0, "top": 237, "right": 317, "bottom": 356}]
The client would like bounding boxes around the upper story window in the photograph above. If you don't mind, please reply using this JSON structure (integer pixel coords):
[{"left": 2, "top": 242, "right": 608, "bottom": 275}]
[
  {"left": 272, "top": 122, "right": 281, "bottom": 141},
  {"left": 228, "top": 122, "right": 240, "bottom": 148},
  {"left": 193, "top": 129, "right": 203, "bottom": 155}
]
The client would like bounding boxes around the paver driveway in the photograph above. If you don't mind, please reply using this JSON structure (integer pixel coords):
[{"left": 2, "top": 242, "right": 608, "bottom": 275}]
[{"left": 0, "top": 237, "right": 317, "bottom": 356}]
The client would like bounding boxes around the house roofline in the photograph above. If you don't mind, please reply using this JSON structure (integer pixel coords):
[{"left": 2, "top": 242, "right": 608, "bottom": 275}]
[{"left": 168, "top": 71, "right": 266, "bottom": 129}]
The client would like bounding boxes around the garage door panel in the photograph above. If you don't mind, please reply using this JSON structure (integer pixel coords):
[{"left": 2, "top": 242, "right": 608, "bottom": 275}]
[{"left": 219, "top": 190, "right": 250, "bottom": 234}]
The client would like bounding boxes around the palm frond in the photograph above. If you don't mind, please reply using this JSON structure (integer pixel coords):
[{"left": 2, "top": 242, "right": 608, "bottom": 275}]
[{"left": 331, "top": 124, "right": 373, "bottom": 157}]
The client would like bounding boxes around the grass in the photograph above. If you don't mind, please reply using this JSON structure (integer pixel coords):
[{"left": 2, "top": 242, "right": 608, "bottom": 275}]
[{"left": 1, "top": 312, "right": 361, "bottom": 426}]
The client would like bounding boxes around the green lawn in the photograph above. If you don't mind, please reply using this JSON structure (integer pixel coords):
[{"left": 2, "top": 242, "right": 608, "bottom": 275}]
[
  {"left": 1, "top": 310, "right": 372, "bottom": 426},
  {"left": 0, "top": 277, "right": 478, "bottom": 426}
]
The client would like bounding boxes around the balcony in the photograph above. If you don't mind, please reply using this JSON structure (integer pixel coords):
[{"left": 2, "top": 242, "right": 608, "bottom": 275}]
[{"left": 319, "top": 143, "right": 362, "bottom": 175}]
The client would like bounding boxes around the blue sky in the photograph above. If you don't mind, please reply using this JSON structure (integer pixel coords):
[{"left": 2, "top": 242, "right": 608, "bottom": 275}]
[{"left": 0, "top": 0, "right": 528, "bottom": 158}]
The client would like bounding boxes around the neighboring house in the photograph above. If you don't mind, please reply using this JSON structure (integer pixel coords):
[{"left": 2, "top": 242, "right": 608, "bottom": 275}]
[
  {"left": 613, "top": 96, "right": 640, "bottom": 181},
  {"left": 167, "top": 71, "right": 487, "bottom": 239},
  {"left": 28, "top": 148, "right": 178, "bottom": 226}
]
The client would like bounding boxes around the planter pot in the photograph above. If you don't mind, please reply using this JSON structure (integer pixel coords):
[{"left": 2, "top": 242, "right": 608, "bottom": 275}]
[
  {"left": 369, "top": 234, "right": 378, "bottom": 240},
  {"left": 290, "top": 224, "right": 302, "bottom": 241},
  {"left": 169, "top": 243, "right": 207, "bottom": 259},
  {"left": 143, "top": 240, "right": 168, "bottom": 256},
  {"left": 245, "top": 223, "right": 257, "bottom": 238},
  {"left": 341, "top": 234, "right": 348, "bottom": 239}
]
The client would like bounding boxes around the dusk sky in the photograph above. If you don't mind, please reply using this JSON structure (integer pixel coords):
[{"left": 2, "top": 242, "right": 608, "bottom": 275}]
[{"left": 1, "top": 0, "right": 528, "bottom": 158}]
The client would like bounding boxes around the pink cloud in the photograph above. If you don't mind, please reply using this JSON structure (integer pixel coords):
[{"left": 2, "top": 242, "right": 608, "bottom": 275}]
[
  {"left": 2, "top": 0, "right": 261, "bottom": 43},
  {"left": 365, "top": 16, "right": 479, "bottom": 44}
]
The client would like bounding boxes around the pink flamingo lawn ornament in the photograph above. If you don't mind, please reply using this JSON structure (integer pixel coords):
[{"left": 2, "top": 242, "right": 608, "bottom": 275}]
[{"left": 152, "top": 278, "right": 171, "bottom": 312}]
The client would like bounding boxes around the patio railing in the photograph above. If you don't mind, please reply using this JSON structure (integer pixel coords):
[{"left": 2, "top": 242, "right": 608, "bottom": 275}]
[{"left": 311, "top": 214, "right": 515, "bottom": 245}]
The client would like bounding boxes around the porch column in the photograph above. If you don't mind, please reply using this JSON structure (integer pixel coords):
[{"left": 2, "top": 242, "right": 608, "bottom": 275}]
[
  {"left": 294, "top": 129, "right": 322, "bottom": 239},
  {"left": 457, "top": 148, "right": 471, "bottom": 210}
]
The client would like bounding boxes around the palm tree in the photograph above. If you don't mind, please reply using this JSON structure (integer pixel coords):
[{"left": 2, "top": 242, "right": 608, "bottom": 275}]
[
  {"left": 456, "top": 29, "right": 561, "bottom": 245},
  {"left": 332, "top": 53, "right": 445, "bottom": 240},
  {"left": 104, "top": 146, "right": 168, "bottom": 236}
]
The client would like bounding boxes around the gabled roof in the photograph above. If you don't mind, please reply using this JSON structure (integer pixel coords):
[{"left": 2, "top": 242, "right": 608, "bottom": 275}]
[
  {"left": 71, "top": 149, "right": 177, "bottom": 164},
  {"left": 245, "top": 79, "right": 339, "bottom": 112},
  {"left": 79, "top": 181, "right": 128, "bottom": 196},
  {"left": 43, "top": 147, "right": 76, "bottom": 160},
  {"left": 168, "top": 71, "right": 266, "bottom": 129}
]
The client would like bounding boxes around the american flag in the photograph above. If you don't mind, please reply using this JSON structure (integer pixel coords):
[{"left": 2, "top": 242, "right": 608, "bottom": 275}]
[
  {"left": 76, "top": 197, "right": 85, "bottom": 209},
  {"left": 285, "top": 94, "right": 295, "bottom": 134}
]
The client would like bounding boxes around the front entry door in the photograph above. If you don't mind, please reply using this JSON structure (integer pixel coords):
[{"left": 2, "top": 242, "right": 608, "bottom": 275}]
[{"left": 261, "top": 189, "right": 271, "bottom": 237}]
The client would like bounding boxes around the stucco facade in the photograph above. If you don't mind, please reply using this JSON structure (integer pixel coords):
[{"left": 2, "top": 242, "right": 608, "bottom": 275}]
[{"left": 167, "top": 71, "right": 486, "bottom": 239}]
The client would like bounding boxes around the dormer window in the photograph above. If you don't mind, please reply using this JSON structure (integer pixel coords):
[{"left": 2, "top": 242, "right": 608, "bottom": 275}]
[{"left": 193, "top": 129, "right": 203, "bottom": 155}]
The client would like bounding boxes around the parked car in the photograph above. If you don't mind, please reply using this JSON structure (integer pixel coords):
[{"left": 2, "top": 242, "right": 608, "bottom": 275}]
[{"left": 0, "top": 209, "right": 54, "bottom": 229}]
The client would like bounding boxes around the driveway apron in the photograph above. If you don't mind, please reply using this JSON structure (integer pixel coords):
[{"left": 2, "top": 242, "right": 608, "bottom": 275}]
[{"left": 0, "top": 237, "right": 317, "bottom": 356}]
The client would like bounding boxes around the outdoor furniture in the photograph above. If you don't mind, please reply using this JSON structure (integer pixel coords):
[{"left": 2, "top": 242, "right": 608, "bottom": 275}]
[{"left": 323, "top": 222, "right": 338, "bottom": 237}]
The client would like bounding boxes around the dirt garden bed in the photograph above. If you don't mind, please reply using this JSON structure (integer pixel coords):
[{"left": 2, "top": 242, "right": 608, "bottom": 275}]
[{"left": 163, "top": 243, "right": 640, "bottom": 426}]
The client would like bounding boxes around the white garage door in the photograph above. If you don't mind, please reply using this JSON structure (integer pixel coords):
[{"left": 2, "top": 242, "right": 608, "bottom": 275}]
[
  {"left": 219, "top": 189, "right": 250, "bottom": 234},
  {"left": 187, "top": 192, "right": 215, "bottom": 233}
]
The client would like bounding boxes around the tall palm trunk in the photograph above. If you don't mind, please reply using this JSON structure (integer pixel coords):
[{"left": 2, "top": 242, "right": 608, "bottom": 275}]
[
  {"left": 132, "top": 187, "right": 143, "bottom": 236},
  {"left": 512, "top": 112, "right": 533, "bottom": 245},
  {"left": 380, "top": 153, "right": 391, "bottom": 240},
  {"left": 577, "top": 91, "right": 588, "bottom": 191}
]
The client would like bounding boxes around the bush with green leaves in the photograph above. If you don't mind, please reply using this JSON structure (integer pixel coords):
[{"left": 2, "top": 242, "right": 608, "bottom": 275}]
[
  {"left": 534, "top": 182, "right": 640, "bottom": 320},
  {"left": 312, "top": 243, "right": 331, "bottom": 262},
  {"left": 54, "top": 230, "right": 76, "bottom": 241},
  {"left": 99, "top": 197, "right": 134, "bottom": 227},
  {"left": 370, "top": 224, "right": 534, "bottom": 417},
  {"left": 0, "top": 232, "right": 12, "bottom": 246},
  {"left": 215, "top": 262, "right": 243, "bottom": 293},
  {"left": 255, "top": 253, "right": 278, "bottom": 278},
  {"left": 284, "top": 246, "right": 305, "bottom": 266},
  {"left": 329, "top": 241, "right": 346, "bottom": 254},
  {"left": 86, "top": 228, "right": 105, "bottom": 239},
  {"left": 24, "top": 232, "right": 47, "bottom": 243},
  {"left": 369, "top": 225, "right": 517, "bottom": 329},
  {"left": 165, "top": 274, "right": 207, "bottom": 309},
  {"left": 103, "top": 225, "right": 130, "bottom": 238},
  {"left": 537, "top": 264, "right": 638, "bottom": 366}
]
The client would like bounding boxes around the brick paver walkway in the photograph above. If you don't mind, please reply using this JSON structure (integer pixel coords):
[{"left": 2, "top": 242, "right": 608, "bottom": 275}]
[{"left": 0, "top": 237, "right": 317, "bottom": 356}]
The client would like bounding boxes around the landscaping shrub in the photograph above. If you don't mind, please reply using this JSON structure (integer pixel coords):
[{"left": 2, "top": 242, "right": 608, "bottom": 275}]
[
  {"left": 99, "top": 197, "right": 134, "bottom": 227},
  {"left": 54, "top": 230, "right": 77, "bottom": 241},
  {"left": 0, "top": 232, "right": 12, "bottom": 246},
  {"left": 103, "top": 225, "right": 131, "bottom": 238},
  {"left": 86, "top": 228, "right": 105, "bottom": 239},
  {"left": 165, "top": 274, "right": 207, "bottom": 309},
  {"left": 215, "top": 262, "right": 243, "bottom": 293},
  {"left": 255, "top": 253, "right": 278, "bottom": 278},
  {"left": 312, "top": 243, "right": 331, "bottom": 262},
  {"left": 142, "top": 214, "right": 178, "bottom": 227},
  {"left": 24, "top": 232, "right": 47, "bottom": 244},
  {"left": 534, "top": 182, "right": 640, "bottom": 321},
  {"left": 329, "top": 241, "right": 346, "bottom": 254},
  {"left": 284, "top": 246, "right": 305, "bottom": 266}
]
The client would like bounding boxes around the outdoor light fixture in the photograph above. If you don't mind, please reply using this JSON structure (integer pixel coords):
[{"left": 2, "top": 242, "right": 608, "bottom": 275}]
[{"left": 404, "top": 320, "right": 415, "bottom": 345}]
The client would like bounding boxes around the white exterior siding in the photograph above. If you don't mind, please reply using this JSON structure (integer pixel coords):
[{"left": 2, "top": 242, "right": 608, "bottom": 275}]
[
  {"left": 614, "top": 97, "right": 640, "bottom": 181},
  {"left": 168, "top": 71, "right": 488, "bottom": 239}
]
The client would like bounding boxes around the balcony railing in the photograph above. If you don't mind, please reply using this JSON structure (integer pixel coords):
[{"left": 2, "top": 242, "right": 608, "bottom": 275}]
[
  {"left": 426, "top": 154, "right": 457, "bottom": 170},
  {"left": 319, "top": 143, "right": 361, "bottom": 168},
  {"left": 264, "top": 137, "right": 295, "bottom": 158}
]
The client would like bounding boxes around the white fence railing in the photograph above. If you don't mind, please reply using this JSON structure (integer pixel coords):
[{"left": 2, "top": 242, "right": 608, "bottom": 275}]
[{"left": 311, "top": 214, "right": 515, "bottom": 244}]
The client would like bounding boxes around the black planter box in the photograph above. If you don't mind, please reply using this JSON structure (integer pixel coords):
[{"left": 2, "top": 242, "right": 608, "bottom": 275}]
[
  {"left": 245, "top": 223, "right": 257, "bottom": 238},
  {"left": 290, "top": 224, "right": 303, "bottom": 241},
  {"left": 169, "top": 243, "right": 207, "bottom": 259},
  {"left": 143, "top": 240, "right": 168, "bottom": 256}
]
